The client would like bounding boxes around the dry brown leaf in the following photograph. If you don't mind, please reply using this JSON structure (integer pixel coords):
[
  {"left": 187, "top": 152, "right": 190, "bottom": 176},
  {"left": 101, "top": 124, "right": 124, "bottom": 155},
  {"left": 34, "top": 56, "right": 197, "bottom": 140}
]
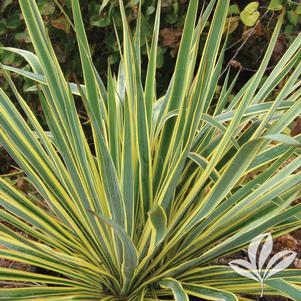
[
  {"left": 229, "top": 60, "right": 242, "bottom": 69},
  {"left": 291, "top": 116, "right": 301, "bottom": 137},
  {"left": 160, "top": 28, "right": 182, "bottom": 47}
]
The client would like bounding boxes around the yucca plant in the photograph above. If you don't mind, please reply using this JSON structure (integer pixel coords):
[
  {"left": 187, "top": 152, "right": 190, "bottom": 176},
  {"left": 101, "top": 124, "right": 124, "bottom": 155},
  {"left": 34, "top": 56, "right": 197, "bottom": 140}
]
[{"left": 0, "top": 0, "right": 301, "bottom": 300}]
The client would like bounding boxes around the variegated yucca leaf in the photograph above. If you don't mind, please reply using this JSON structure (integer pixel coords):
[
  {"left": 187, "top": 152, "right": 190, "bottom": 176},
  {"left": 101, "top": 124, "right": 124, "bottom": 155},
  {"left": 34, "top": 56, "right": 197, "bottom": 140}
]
[{"left": 0, "top": 0, "right": 301, "bottom": 300}]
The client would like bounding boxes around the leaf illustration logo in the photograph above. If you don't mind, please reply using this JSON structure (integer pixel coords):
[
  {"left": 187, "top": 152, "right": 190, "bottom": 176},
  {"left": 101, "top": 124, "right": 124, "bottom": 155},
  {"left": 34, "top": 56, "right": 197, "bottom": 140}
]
[{"left": 229, "top": 233, "right": 297, "bottom": 297}]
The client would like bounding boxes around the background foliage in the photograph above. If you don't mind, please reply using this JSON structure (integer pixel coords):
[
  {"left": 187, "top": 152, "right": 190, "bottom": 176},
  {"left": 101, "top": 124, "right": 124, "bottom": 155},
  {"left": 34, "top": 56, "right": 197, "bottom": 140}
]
[{"left": 0, "top": 0, "right": 301, "bottom": 94}]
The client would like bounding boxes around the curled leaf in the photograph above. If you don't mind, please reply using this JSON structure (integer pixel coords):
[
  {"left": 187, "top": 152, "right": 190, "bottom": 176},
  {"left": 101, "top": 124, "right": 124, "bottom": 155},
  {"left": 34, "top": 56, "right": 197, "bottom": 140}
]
[
  {"left": 148, "top": 205, "right": 167, "bottom": 247},
  {"left": 160, "top": 278, "right": 189, "bottom": 301}
]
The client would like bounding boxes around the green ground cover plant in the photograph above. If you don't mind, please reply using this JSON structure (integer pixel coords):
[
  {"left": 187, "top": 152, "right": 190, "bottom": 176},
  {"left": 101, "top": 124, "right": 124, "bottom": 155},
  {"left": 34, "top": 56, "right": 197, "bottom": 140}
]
[{"left": 0, "top": 0, "right": 301, "bottom": 300}]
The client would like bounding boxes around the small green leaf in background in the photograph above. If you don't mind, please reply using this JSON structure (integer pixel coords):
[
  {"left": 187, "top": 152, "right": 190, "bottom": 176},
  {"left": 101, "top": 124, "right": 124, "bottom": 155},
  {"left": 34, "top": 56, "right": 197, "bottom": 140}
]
[
  {"left": 1, "top": 51, "right": 15, "bottom": 65},
  {"left": 165, "top": 3, "right": 179, "bottom": 24},
  {"left": 6, "top": 13, "right": 22, "bottom": 30},
  {"left": 38, "top": 0, "right": 55, "bottom": 16},
  {"left": 240, "top": 2, "right": 260, "bottom": 27},
  {"left": 284, "top": 24, "right": 294, "bottom": 34},
  {"left": 287, "top": 10, "right": 299, "bottom": 26},
  {"left": 268, "top": 0, "right": 283, "bottom": 11},
  {"left": 15, "top": 31, "right": 31, "bottom": 43},
  {"left": 224, "top": 16, "right": 240, "bottom": 34},
  {"left": 90, "top": 1, "right": 112, "bottom": 28},
  {"left": 90, "top": 14, "right": 111, "bottom": 28},
  {"left": 0, "top": 0, "right": 13, "bottom": 13},
  {"left": 296, "top": 4, "right": 301, "bottom": 15},
  {"left": 228, "top": 4, "right": 240, "bottom": 16},
  {"left": 0, "top": 20, "right": 6, "bottom": 36}
]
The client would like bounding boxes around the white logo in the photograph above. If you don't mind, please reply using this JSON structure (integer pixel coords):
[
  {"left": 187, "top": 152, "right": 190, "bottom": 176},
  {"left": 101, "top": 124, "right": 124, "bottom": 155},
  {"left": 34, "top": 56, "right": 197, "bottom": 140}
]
[{"left": 229, "top": 233, "right": 297, "bottom": 297}]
